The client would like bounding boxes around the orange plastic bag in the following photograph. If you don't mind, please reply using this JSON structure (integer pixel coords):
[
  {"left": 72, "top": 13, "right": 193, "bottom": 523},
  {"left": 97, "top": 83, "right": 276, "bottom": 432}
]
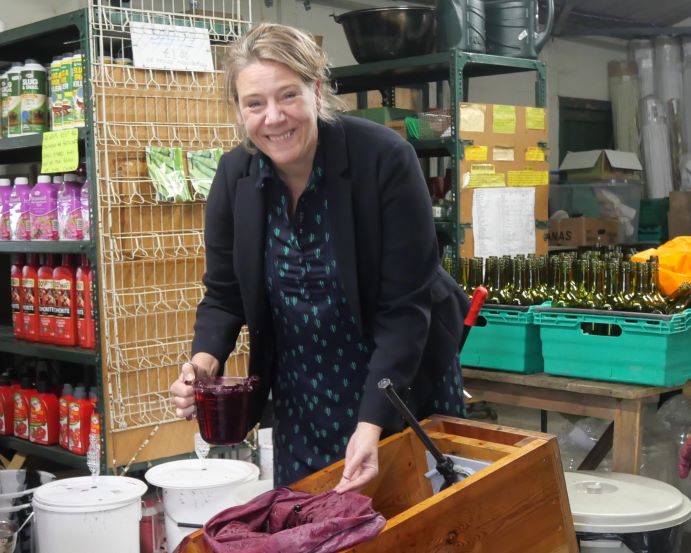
[{"left": 631, "top": 236, "right": 691, "bottom": 295}]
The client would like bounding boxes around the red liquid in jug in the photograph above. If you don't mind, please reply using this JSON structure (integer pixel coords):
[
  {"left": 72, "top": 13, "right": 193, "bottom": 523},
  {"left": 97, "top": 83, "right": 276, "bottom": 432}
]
[{"left": 194, "top": 376, "right": 260, "bottom": 445}]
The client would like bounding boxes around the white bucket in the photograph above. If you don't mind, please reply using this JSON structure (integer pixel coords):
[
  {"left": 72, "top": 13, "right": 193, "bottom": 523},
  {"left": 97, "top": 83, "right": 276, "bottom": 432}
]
[
  {"left": 565, "top": 471, "right": 691, "bottom": 553},
  {"left": 31, "top": 476, "right": 147, "bottom": 553},
  {"left": 145, "top": 458, "right": 260, "bottom": 552}
]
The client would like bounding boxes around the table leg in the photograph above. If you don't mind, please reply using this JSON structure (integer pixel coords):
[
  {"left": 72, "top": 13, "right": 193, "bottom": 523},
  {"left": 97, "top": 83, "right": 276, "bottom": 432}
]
[{"left": 613, "top": 398, "right": 644, "bottom": 474}]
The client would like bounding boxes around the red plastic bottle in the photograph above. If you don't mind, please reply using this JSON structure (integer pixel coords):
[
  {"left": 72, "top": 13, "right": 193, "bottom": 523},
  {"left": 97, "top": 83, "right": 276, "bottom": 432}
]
[
  {"left": 29, "top": 381, "right": 59, "bottom": 445},
  {"left": 13, "top": 377, "right": 33, "bottom": 440},
  {"left": 10, "top": 254, "right": 24, "bottom": 339},
  {"left": 38, "top": 254, "right": 56, "bottom": 344},
  {"left": 58, "top": 382, "right": 73, "bottom": 450},
  {"left": 68, "top": 385, "right": 92, "bottom": 455},
  {"left": 21, "top": 254, "right": 40, "bottom": 342},
  {"left": 0, "top": 374, "right": 18, "bottom": 436},
  {"left": 76, "top": 255, "right": 95, "bottom": 349},
  {"left": 53, "top": 254, "right": 77, "bottom": 346}
]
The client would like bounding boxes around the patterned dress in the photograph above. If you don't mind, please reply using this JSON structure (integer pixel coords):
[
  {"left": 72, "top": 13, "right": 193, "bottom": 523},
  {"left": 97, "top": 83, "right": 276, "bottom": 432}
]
[
  {"left": 260, "top": 148, "right": 465, "bottom": 486},
  {"left": 261, "top": 150, "right": 372, "bottom": 485}
]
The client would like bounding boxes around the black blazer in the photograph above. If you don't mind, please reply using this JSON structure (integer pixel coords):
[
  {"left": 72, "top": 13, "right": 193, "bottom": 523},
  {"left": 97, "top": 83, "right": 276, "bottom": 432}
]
[{"left": 192, "top": 115, "right": 470, "bottom": 433}]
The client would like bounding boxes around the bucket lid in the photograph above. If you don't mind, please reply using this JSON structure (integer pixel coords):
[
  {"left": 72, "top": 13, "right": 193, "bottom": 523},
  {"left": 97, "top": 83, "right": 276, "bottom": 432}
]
[
  {"left": 145, "top": 459, "right": 259, "bottom": 490},
  {"left": 32, "top": 476, "right": 147, "bottom": 513},
  {"left": 564, "top": 471, "right": 691, "bottom": 533}
]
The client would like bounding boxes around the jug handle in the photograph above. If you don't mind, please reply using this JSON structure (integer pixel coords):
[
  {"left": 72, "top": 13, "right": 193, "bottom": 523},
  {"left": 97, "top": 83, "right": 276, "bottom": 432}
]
[{"left": 535, "top": 0, "right": 555, "bottom": 52}]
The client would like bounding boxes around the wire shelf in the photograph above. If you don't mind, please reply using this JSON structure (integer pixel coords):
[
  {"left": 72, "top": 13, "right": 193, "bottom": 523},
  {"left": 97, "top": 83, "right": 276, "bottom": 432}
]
[{"left": 88, "top": 0, "right": 251, "bottom": 442}]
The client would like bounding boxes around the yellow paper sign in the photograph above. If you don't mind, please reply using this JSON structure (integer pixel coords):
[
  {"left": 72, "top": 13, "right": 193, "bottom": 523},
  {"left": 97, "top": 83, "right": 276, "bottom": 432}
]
[
  {"left": 526, "top": 107, "right": 546, "bottom": 130},
  {"left": 525, "top": 147, "right": 546, "bottom": 161},
  {"left": 465, "top": 173, "right": 506, "bottom": 188},
  {"left": 493, "top": 104, "right": 516, "bottom": 134},
  {"left": 507, "top": 170, "right": 549, "bottom": 187},
  {"left": 470, "top": 163, "right": 496, "bottom": 174},
  {"left": 493, "top": 147, "right": 515, "bottom": 161},
  {"left": 465, "top": 145, "right": 488, "bottom": 161},
  {"left": 41, "top": 129, "right": 79, "bottom": 174}
]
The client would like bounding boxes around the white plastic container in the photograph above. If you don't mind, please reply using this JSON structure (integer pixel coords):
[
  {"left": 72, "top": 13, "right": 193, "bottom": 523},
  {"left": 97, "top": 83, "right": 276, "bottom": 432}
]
[
  {"left": 565, "top": 471, "right": 691, "bottom": 553},
  {"left": 32, "top": 476, "right": 147, "bottom": 553},
  {"left": 145, "top": 458, "right": 260, "bottom": 552}
]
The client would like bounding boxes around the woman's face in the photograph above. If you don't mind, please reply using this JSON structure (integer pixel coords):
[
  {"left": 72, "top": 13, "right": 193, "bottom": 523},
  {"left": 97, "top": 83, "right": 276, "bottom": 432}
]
[{"left": 235, "top": 60, "right": 319, "bottom": 178}]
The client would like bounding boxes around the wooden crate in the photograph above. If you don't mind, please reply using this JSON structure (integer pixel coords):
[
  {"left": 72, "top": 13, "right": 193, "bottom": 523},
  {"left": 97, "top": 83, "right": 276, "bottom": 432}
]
[{"left": 179, "top": 416, "right": 577, "bottom": 553}]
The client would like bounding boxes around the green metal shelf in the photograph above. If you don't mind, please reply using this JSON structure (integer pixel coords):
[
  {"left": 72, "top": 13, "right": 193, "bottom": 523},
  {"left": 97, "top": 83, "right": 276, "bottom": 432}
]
[
  {"left": 331, "top": 51, "right": 546, "bottom": 94},
  {"left": 0, "top": 435, "right": 87, "bottom": 469},
  {"left": 0, "top": 127, "right": 86, "bottom": 153},
  {"left": 434, "top": 221, "right": 455, "bottom": 236},
  {"left": 0, "top": 10, "right": 85, "bottom": 65},
  {"left": 0, "top": 326, "right": 97, "bottom": 364},
  {"left": 0, "top": 240, "right": 91, "bottom": 254}
]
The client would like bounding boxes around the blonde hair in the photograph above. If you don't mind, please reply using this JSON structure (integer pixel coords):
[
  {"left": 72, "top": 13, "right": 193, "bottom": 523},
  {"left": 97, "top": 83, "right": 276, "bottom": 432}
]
[{"left": 224, "top": 23, "right": 346, "bottom": 125}]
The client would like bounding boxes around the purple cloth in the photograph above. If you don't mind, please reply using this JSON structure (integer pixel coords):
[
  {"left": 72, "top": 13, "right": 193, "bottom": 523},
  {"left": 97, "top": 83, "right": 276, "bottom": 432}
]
[{"left": 190, "top": 487, "right": 385, "bottom": 553}]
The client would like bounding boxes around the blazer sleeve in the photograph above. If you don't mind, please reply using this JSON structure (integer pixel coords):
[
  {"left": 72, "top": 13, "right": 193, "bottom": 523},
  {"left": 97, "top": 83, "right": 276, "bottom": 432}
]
[
  {"left": 357, "top": 138, "right": 440, "bottom": 429},
  {"left": 191, "top": 155, "right": 246, "bottom": 366}
]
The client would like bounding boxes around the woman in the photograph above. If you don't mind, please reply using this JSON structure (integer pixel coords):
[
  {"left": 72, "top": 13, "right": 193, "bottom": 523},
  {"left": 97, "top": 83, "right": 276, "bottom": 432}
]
[{"left": 170, "top": 23, "right": 470, "bottom": 492}]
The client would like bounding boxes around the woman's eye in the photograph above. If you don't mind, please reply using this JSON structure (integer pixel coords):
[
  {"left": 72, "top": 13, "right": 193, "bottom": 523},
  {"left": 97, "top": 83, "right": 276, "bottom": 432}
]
[{"left": 282, "top": 91, "right": 298, "bottom": 101}]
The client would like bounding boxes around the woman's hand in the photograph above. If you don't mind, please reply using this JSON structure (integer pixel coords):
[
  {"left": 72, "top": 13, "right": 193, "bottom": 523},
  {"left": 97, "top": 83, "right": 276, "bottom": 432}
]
[
  {"left": 679, "top": 436, "right": 691, "bottom": 479},
  {"left": 170, "top": 352, "right": 220, "bottom": 419},
  {"left": 334, "top": 422, "right": 382, "bottom": 494}
]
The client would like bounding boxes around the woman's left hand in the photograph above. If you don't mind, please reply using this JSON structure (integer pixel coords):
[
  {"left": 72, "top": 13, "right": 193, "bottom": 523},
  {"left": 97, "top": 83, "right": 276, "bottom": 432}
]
[{"left": 334, "top": 422, "right": 382, "bottom": 494}]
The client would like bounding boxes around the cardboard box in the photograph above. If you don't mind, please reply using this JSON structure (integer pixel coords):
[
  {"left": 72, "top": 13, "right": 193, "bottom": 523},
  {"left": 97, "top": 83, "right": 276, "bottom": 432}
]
[
  {"left": 385, "top": 120, "right": 408, "bottom": 140},
  {"left": 668, "top": 190, "right": 691, "bottom": 238},
  {"left": 560, "top": 150, "right": 642, "bottom": 183},
  {"left": 458, "top": 103, "right": 549, "bottom": 189},
  {"left": 548, "top": 217, "right": 619, "bottom": 247}
]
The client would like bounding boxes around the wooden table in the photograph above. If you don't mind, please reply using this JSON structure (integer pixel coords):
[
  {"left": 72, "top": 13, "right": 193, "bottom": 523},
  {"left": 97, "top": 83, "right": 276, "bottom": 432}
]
[{"left": 462, "top": 368, "right": 682, "bottom": 474}]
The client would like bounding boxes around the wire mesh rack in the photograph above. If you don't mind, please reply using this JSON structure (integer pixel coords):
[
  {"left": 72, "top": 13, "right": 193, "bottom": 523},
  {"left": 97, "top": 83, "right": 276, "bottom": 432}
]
[{"left": 87, "top": 0, "right": 251, "bottom": 448}]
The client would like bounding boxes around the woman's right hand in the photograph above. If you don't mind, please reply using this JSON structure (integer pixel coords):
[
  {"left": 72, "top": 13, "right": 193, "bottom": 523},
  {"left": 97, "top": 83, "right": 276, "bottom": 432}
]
[{"left": 170, "top": 352, "right": 220, "bottom": 419}]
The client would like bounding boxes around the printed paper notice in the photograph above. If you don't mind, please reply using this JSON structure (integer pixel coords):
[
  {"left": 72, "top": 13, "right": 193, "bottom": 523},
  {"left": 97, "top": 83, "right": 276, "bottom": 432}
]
[
  {"left": 526, "top": 107, "right": 546, "bottom": 130},
  {"left": 472, "top": 187, "right": 535, "bottom": 257},
  {"left": 492, "top": 104, "right": 516, "bottom": 134},
  {"left": 130, "top": 21, "right": 214, "bottom": 72},
  {"left": 459, "top": 104, "right": 486, "bottom": 133},
  {"left": 41, "top": 129, "right": 79, "bottom": 174},
  {"left": 493, "top": 146, "right": 515, "bottom": 161}
]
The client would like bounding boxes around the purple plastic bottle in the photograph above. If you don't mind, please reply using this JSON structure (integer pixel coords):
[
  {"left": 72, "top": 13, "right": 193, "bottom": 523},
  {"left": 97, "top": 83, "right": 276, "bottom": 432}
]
[
  {"left": 30, "top": 174, "right": 58, "bottom": 240},
  {"left": 9, "top": 177, "right": 31, "bottom": 241},
  {"left": 0, "top": 178, "right": 13, "bottom": 240},
  {"left": 58, "top": 173, "right": 83, "bottom": 240}
]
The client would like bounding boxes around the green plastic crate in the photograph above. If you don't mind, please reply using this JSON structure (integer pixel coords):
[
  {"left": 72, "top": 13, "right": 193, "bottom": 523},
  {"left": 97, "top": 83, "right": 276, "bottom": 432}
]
[
  {"left": 344, "top": 107, "right": 416, "bottom": 124},
  {"left": 533, "top": 309, "right": 691, "bottom": 386},
  {"left": 460, "top": 306, "right": 543, "bottom": 373}
]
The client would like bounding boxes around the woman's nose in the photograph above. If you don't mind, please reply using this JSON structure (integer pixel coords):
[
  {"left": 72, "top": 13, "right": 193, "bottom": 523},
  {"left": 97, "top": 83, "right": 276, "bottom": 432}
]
[{"left": 264, "top": 101, "right": 285, "bottom": 124}]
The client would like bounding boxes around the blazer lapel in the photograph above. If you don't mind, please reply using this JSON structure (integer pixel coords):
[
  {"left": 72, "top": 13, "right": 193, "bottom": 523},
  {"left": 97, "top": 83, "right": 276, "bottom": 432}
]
[
  {"left": 234, "top": 157, "right": 269, "bottom": 331},
  {"left": 322, "top": 121, "right": 363, "bottom": 331}
]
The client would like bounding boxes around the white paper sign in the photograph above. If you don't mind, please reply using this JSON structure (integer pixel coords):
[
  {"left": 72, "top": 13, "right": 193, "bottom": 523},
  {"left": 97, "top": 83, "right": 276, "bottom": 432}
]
[
  {"left": 130, "top": 21, "right": 214, "bottom": 72},
  {"left": 472, "top": 187, "right": 535, "bottom": 258}
]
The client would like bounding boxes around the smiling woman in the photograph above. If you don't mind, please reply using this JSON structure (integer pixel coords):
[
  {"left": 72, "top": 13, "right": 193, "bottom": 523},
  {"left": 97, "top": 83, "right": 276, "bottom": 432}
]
[{"left": 170, "top": 22, "right": 471, "bottom": 492}]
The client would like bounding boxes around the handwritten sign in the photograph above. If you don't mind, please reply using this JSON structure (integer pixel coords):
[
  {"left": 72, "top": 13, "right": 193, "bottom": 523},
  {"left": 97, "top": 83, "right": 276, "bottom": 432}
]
[
  {"left": 130, "top": 21, "right": 214, "bottom": 72},
  {"left": 41, "top": 129, "right": 79, "bottom": 174}
]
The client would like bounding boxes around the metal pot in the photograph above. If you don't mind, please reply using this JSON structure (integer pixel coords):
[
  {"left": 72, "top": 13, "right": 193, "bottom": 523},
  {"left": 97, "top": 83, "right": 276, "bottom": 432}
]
[{"left": 332, "top": 7, "right": 436, "bottom": 64}]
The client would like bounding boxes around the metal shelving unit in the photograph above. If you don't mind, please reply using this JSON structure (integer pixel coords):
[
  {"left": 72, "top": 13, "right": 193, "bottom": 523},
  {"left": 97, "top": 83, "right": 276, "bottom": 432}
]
[
  {"left": 0, "top": 9, "right": 102, "bottom": 471},
  {"left": 332, "top": 50, "right": 547, "bottom": 278}
]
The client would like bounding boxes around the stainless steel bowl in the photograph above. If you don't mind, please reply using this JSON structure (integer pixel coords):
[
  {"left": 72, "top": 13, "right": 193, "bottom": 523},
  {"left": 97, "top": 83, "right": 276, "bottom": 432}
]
[{"left": 332, "top": 7, "right": 436, "bottom": 64}]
